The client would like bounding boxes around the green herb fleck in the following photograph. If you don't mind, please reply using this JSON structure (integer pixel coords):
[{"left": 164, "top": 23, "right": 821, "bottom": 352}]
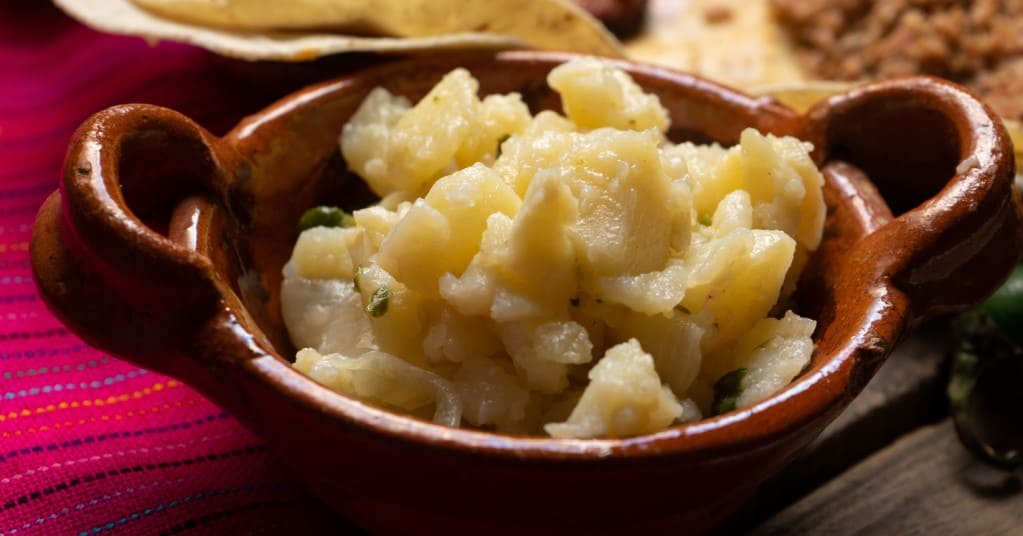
[
  {"left": 674, "top": 303, "right": 690, "bottom": 315},
  {"left": 366, "top": 286, "right": 391, "bottom": 317},
  {"left": 711, "top": 368, "right": 748, "bottom": 415},
  {"left": 698, "top": 213, "right": 713, "bottom": 226},
  {"left": 298, "top": 206, "right": 354, "bottom": 232},
  {"left": 627, "top": 118, "right": 637, "bottom": 127},
  {"left": 496, "top": 133, "right": 511, "bottom": 157},
  {"left": 353, "top": 266, "right": 364, "bottom": 293}
]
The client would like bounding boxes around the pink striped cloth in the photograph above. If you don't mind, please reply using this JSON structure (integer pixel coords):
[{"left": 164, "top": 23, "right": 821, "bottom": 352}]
[{"left": 1, "top": 4, "right": 352, "bottom": 534}]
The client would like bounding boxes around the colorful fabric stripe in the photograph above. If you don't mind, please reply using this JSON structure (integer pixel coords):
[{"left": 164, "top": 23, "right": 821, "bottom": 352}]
[{"left": 1, "top": 3, "right": 349, "bottom": 533}]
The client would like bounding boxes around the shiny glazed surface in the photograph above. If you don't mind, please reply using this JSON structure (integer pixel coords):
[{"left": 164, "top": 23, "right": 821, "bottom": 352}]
[{"left": 31, "top": 51, "right": 1023, "bottom": 533}]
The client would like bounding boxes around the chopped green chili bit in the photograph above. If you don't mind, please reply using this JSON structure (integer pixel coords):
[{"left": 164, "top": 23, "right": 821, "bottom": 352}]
[
  {"left": 496, "top": 133, "right": 511, "bottom": 157},
  {"left": 697, "top": 213, "right": 713, "bottom": 226},
  {"left": 353, "top": 266, "right": 364, "bottom": 293},
  {"left": 297, "top": 206, "right": 355, "bottom": 232},
  {"left": 367, "top": 286, "right": 392, "bottom": 317},
  {"left": 711, "top": 368, "right": 748, "bottom": 415}
]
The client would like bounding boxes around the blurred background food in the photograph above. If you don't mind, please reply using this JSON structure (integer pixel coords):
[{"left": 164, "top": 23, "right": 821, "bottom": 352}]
[
  {"left": 770, "top": 0, "right": 1023, "bottom": 121},
  {"left": 627, "top": 0, "right": 1023, "bottom": 122},
  {"left": 625, "top": 0, "right": 807, "bottom": 89},
  {"left": 624, "top": 0, "right": 1023, "bottom": 168},
  {"left": 53, "top": 0, "right": 623, "bottom": 60},
  {"left": 53, "top": 0, "right": 1023, "bottom": 126}
]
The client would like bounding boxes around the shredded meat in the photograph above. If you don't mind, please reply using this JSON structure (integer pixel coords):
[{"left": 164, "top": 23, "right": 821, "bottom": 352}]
[{"left": 770, "top": 0, "right": 1023, "bottom": 119}]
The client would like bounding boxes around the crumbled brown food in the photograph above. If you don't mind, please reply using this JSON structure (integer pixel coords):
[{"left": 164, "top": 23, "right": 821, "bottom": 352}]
[
  {"left": 770, "top": 0, "right": 1023, "bottom": 119},
  {"left": 704, "top": 5, "right": 735, "bottom": 25},
  {"left": 574, "top": 0, "right": 647, "bottom": 37}
]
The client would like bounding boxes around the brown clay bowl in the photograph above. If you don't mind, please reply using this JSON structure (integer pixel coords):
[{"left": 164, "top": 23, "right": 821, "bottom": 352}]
[{"left": 31, "top": 51, "right": 1023, "bottom": 533}]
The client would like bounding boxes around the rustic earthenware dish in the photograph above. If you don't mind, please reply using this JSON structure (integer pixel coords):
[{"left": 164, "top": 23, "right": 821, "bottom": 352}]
[{"left": 31, "top": 51, "right": 1023, "bottom": 533}]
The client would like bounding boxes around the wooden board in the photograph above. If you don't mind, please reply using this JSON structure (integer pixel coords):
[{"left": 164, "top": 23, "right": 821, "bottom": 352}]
[{"left": 751, "top": 420, "right": 1023, "bottom": 535}]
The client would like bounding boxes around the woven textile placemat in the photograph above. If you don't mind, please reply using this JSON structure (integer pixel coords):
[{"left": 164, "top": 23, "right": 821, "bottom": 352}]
[{"left": 1, "top": 4, "right": 355, "bottom": 534}]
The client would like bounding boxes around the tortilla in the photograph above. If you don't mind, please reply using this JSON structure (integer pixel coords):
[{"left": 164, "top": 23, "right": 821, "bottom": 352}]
[
  {"left": 625, "top": 0, "right": 804, "bottom": 89},
  {"left": 55, "top": 0, "right": 621, "bottom": 61}
]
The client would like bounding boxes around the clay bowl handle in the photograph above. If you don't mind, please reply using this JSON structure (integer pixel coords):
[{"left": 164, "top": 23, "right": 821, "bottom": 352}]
[
  {"left": 801, "top": 77, "right": 1023, "bottom": 324},
  {"left": 31, "top": 105, "right": 228, "bottom": 378}
]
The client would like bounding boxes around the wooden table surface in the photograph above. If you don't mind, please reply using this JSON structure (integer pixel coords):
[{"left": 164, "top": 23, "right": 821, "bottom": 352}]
[{"left": 718, "top": 319, "right": 1023, "bottom": 535}]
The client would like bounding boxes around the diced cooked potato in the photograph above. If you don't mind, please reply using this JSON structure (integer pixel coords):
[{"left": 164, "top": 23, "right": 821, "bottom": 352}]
[
  {"left": 354, "top": 263, "right": 432, "bottom": 368},
  {"left": 423, "top": 307, "right": 500, "bottom": 364},
  {"left": 665, "top": 141, "right": 735, "bottom": 222},
  {"left": 548, "top": 56, "right": 669, "bottom": 132},
  {"left": 285, "top": 57, "right": 825, "bottom": 437},
  {"left": 427, "top": 165, "right": 520, "bottom": 240},
  {"left": 731, "top": 311, "right": 815, "bottom": 408},
  {"left": 291, "top": 226, "right": 361, "bottom": 280},
  {"left": 453, "top": 357, "right": 530, "bottom": 431},
  {"left": 374, "top": 199, "right": 451, "bottom": 295},
  {"left": 295, "top": 348, "right": 461, "bottom": 426},
  {"left": 339, "top": 88, "right": 411, "bottom": 196},
  {"left": 454, "top": 93, "right": 533, "bottom": 167},
  {"left": 740, "top": 129, "right": 825, "bottom": 252},
  {"left": 500, "top": 127, "right": 691, "bottom": 280},
  {"left": 488, "top": 170, "right": 579, "bottom": 320},
  {"left": 607, "top": 307, "right": 706, "bottom": 396},
  {"left": 494, "top": 110, "right": 578, "bottom": 196},
  {"left": 281, "top": 262, "right": 375, "bottom": 356},
  {"left": 341, "top": 69, "right": 481, "bottom": 197},
  {"left": 438, "top": 212, "right": 512, "bottom": 317},
  {"left": 500, "top": 319, "right": 593, "bottom": 393},
  {"left": 710, "top": 190, "right": 754, "bottom": 237},
  {"left": 384, "top": 69, "right": 481, "bottom": 195},
  {"left": 352, "top": 205, "right": 402, "bottom": 250},
  {"left": 570, "top": 130, "right": 680, "bottom": 277},
  {"left": 683, "top": 228, "right": 796, "bottom": 380},
  {"left": 545, "top": 339, "right": 682, "bottom": 438},
  {"left": 591, "top": 258, "right": 689, "bottom": 315}
]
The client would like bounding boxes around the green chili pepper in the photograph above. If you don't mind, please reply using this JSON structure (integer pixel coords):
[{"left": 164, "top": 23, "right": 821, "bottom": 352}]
[
  {"left": 496, "top": 133, "right": 511, "bottom": 158},
  {"left": 353, "top": 266, "right": 363, "bottom": 293},
  {"left": 366, "top": 286, "right": 391, "bottom": 317},
  {"left": 949, "top": 261, "right": 1023, "bottom": 470},
  {"left": 297, "top": 206, "right": 355, "bottom": 232},
  {"left": 712, "top": 368, "right": 748, "bottom": 416}
]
